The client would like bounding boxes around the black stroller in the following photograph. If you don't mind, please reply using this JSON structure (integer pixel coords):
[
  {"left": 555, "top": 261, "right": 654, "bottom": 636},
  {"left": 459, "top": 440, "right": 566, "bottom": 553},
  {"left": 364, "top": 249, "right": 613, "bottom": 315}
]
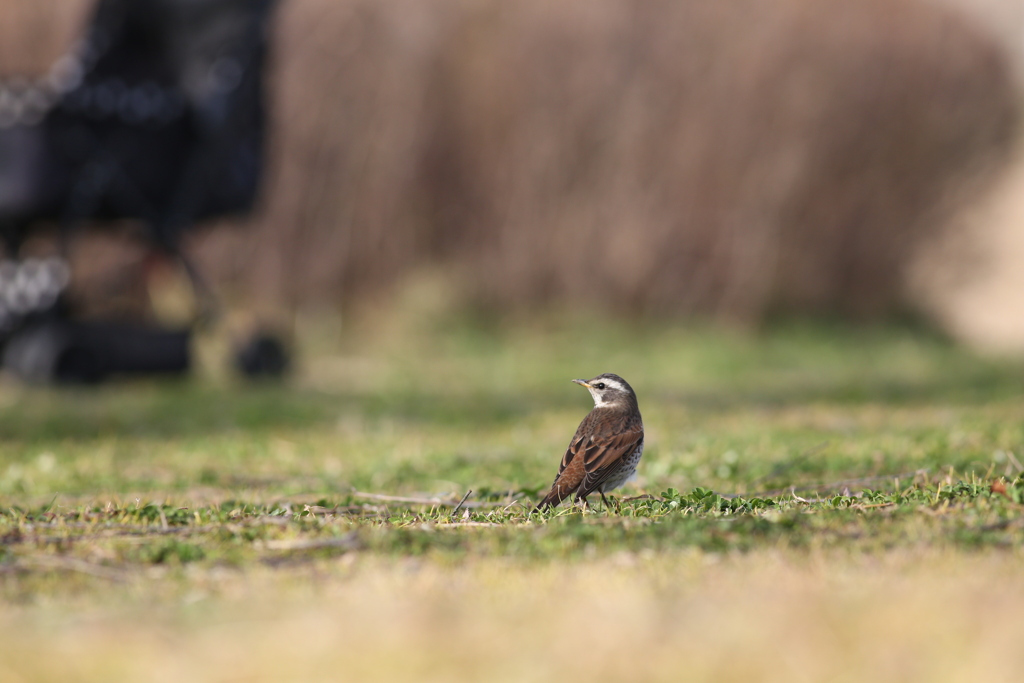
[{"left": 0, "top": 0, "right": 284, "bottom": 383}]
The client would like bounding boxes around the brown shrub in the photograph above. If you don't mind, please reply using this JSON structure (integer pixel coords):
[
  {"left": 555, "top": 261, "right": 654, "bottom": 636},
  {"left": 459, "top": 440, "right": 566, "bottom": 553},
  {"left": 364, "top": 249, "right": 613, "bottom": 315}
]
[{"left": 2, "top": 0, "right": 1020, "bottom": 324}]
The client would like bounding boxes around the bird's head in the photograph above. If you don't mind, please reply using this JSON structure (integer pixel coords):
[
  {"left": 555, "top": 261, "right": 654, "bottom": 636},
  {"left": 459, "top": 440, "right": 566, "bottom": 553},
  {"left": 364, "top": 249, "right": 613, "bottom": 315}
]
[{"left": 572, "top": 373, "right": 637, "bottom": 409}]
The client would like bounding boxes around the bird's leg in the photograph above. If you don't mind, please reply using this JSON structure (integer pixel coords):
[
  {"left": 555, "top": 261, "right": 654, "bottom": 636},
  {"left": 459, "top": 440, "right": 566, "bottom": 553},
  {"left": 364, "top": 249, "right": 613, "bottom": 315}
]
[{"left": 600, "top": 491, "right": 611, "bottom": 510}]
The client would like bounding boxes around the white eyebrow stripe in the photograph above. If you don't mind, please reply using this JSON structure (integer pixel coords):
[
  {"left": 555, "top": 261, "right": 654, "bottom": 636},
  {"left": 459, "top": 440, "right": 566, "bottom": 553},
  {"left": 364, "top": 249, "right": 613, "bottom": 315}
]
[{"left": 596, "top": 378, "right": 625, "bottom": 392}]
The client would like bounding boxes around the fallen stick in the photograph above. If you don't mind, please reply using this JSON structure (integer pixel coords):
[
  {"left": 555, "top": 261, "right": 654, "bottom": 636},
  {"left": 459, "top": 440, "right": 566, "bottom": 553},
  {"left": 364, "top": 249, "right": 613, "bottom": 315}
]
[
  {"left": 16, "top": 555, "right": 129, "bottom": 583},
  {"left": 349, "top": 491, "right": 502, "bottom": 508}
]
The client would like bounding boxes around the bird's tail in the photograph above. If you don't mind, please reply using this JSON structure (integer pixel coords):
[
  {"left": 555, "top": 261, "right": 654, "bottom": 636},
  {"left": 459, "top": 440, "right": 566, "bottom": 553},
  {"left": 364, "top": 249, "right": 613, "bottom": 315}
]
[{"left": 533, "top": 484, "right": 572, "bottom": 513}]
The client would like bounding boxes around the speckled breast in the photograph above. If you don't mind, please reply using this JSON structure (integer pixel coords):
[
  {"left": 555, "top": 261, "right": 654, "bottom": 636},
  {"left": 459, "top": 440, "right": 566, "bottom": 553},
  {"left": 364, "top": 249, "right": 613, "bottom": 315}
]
[{"left": 599, "top": 440, "right": 645, "bottom": 492}]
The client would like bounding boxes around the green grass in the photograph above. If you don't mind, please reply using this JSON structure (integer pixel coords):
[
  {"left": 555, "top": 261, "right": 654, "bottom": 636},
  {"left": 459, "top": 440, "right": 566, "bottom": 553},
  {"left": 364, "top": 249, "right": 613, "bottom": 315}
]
[{"left": 2, "top": 319, "right": 1024, "bottom": 682}]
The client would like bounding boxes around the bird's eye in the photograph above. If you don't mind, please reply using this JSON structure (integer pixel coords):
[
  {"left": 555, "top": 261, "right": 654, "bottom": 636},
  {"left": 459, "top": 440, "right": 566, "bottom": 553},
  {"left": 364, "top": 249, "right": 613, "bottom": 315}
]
[{"left": 595, "top": 382, "right": 606, "bottom": 390}]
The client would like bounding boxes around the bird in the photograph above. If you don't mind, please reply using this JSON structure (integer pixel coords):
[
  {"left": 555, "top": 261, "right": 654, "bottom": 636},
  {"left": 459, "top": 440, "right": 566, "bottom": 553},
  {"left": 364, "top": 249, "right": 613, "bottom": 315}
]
[{"left": 534, "top": 373, "right": 644, "bottom": 511}]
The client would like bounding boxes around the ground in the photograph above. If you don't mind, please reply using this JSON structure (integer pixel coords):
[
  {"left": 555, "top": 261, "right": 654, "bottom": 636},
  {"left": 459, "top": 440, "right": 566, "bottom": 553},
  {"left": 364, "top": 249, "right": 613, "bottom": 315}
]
[{"left": 1, "top": 318, "right": 1023, "bottom": 682}]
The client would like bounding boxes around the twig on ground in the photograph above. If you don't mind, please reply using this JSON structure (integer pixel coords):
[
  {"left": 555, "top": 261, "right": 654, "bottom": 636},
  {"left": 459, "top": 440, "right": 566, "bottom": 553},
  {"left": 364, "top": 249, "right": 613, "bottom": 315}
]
[
  {"left": 351, "top": 491, "right": 448, "bottom": 505},
  {"left": 17, "top": 516, "right": 293, "bottom": 538},
  {"left": 980, "top": 517, "right": 1024, "bottom": 532},
  {"left": 262, "top": 532, "right": 360, "bottom": 552},
  {"left": 14, "top": 555, "right": 129, "bottom": 583},
  {"left": 450, "top": 490, "right": 473, "bottom": 518},
  {"left": 725, "top": 469, "right": 931, "bottom": 499},
  {"left": 350, "top": 490, "right": 501, "bottom": 508},
  {"left": 851, "top": 502, "right": 897, "bottom": 511}
]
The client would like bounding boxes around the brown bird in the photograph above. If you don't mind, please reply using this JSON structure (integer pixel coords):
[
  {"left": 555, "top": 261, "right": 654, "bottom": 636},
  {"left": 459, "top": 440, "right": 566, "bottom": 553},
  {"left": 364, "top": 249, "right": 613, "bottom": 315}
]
[{"left": 534, "top": 373, "right": 644, "bottom": 511}]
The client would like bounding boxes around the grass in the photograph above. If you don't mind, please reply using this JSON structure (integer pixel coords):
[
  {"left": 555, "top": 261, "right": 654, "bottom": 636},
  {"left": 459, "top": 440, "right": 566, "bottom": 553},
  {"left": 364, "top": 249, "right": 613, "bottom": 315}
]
[{"left": 2, "top": 317, "right": 1024, "bottom": 682}]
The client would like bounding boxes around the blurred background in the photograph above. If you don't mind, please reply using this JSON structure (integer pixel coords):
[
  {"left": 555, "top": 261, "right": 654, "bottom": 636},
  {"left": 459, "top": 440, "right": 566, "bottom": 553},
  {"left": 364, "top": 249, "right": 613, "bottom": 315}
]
[{"left": 1, "top": 0, "right": 1023, "bottom": 378}]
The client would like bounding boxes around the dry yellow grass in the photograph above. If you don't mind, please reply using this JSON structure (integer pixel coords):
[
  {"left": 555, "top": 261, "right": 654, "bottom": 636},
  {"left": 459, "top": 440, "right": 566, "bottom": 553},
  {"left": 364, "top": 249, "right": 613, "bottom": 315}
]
[{"left": 2, "top": 550, "right": 1023, "bottom": 683}]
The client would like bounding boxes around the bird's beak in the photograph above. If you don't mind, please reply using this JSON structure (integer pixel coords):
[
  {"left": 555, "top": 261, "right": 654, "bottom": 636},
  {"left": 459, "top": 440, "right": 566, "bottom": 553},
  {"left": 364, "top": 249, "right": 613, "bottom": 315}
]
[{"left": 572, "top": 379, "right": 590, "bottom": 387}]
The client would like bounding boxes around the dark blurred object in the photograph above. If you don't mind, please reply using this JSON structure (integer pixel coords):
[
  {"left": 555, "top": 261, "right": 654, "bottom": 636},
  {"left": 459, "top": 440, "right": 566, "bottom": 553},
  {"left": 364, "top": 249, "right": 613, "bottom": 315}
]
[
  {"left": 0, "top": 256, "right": 69, "bottom": 336},
  {"left": 0, "top": 0, "right": 279, "bottom": 383},
  {"left": 233, "top": 329, "right": 289, "bottom": 379},
  {"left": 3, "top": 319, "right": 189, "bottom": 384},
  {"left": 0, "top": 0, "right": 275, "bottom": 251}
]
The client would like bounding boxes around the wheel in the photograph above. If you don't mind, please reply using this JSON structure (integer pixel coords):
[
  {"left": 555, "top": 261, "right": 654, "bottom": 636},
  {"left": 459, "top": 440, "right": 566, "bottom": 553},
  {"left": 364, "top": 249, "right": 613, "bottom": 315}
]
[{"left": 233, "top": 330, "right": 289, "bottom": 379}]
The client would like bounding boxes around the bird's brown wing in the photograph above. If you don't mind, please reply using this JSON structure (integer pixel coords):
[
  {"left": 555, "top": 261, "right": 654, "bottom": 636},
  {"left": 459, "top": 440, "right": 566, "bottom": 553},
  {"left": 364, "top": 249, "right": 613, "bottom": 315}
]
[
  {"left": 576, "top": 426, "right": 644, "bottom": 500},
  {"left": 557, "top": 424, "right": 590, "bottom": 477},
  {"left": 535, "top": 413, "right": 642, "bottom": 509},
  {"left": 534, "top": 416, "right": 595, "bottom": 509}
]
